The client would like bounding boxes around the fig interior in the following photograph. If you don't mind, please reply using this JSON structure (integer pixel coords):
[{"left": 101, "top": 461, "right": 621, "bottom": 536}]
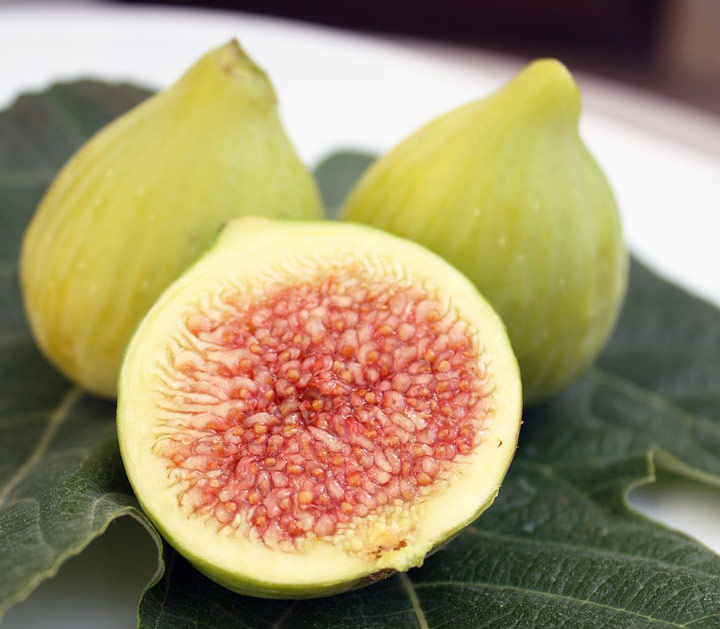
[{"left": 155, "top": 265, "right": 493, "bottom": 557}]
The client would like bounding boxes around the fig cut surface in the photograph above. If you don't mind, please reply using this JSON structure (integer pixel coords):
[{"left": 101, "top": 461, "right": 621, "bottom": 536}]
[{"left": 118, "top": 218, "right": 522, "bottom": 598}]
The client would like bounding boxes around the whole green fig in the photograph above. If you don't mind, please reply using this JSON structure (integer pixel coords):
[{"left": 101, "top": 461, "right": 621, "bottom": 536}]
[
  {"left": 20, "top": 40, "right": 322, "bottom": 398},
  {"left": 342, "top": 59, "right": 627, "bottom": 403}
]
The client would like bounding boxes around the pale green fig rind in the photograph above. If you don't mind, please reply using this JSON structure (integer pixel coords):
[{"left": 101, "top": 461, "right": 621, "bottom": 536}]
[
  {"left": 163, "top": 486, "right": 503, "bottom": 599},
  {"left": 341, "top": 59, "right": 628, "bottom": 403},
  {"left": 20, "top": 40, "right": 322, "bottom": 399},
  {"left": 118, "top": 217, "right": 522, "bottom": 598}
]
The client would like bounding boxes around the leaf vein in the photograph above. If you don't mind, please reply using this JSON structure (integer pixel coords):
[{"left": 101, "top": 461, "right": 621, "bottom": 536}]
[
  {"left": 590, "top": 367, "right": 719, "bottom": 435},
  {"left": 0, "top": 386, "right": 82, "bottom": 507},
  {"left": 685, "top": 611, "right": 720, "bottom": 626},
  {"left": 399, "top": 573, "right": 429, "bottom": 629},
  {"left": 0, "top": 169, "right": 56, "bottom": 187},
  {"left": 413, "top": 580, "right": 686, "bottom": 626},
  {"left": 271, "top": 600, "right": 298, "bottom": 629},
  {"left": 0, "top": 330, "right": 32, "bottom": 347},
  {"left": 465, "top": 527, "right": 720, "bottom": 581},
  {"left": 154, "top": 550, "right": 175, "bottom": 629}
]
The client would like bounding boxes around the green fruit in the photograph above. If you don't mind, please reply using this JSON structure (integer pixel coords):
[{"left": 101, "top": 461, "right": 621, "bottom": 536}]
[
  {"left": 118, "top": 217, "right": 522, "bottom": 598},
  {"left": 20, "top": 40, "right": 322, "bottom": 399},
  {"left": 342, "top": 59, "right": 627, "bottom": 403}
]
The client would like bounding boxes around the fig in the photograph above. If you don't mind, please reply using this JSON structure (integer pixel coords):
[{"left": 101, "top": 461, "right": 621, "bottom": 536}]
[
  {"left": 20, "top": 40, "right": 322, "bottom": 399},
  {"left": 117, "top": 218, "right": 521, "bottom": 598},
  {"left": 341, "top": 60, "right": 628, "bottom": 403}
]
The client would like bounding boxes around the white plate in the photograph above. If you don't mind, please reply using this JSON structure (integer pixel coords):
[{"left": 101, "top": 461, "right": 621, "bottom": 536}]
[{"left": 2, "top": 5, "right": 719, "bottom": 628}]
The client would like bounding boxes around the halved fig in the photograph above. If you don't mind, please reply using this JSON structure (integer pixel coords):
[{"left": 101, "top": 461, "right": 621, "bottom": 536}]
[{"left": 118, "top": 218, "right": 522, "bottom": 598}]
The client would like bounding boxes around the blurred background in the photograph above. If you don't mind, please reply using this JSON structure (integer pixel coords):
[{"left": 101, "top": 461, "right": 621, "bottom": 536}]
[{"left": 2, "top": 0, "right": 718, "bottom": 115}]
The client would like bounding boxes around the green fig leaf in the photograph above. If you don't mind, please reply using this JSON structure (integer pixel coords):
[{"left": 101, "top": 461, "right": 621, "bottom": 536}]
[
  {"left": 2, "top": 90, "right": 720, "bottom": 629},
  {"left": 0, "top": 81, "right": 163, "bottom": 619},
  {"left": 314, "top": 150, "right": 374, "bottom": 219}
]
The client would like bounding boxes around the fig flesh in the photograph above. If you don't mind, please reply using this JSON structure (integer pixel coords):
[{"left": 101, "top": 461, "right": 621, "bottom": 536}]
[
  {"left": 118, "top": 218, "right": 522, "bottom": 598},
  {"left": 20, "top": 40, "right": 322, "bottom": 399},
  {"left": 342, "top": 60, "right": 628, "bottom": 403}
]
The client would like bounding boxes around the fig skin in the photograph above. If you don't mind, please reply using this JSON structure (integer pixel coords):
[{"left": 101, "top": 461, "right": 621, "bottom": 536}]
[
  {"left": 117, "top": 217, "right": 522, "bottom": 598},
  {"left": 342, "top": 59, "right": 628, "bottom": 403},
  {"left": 19, "top": 40, "right": 322, "bottom": 399}
]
